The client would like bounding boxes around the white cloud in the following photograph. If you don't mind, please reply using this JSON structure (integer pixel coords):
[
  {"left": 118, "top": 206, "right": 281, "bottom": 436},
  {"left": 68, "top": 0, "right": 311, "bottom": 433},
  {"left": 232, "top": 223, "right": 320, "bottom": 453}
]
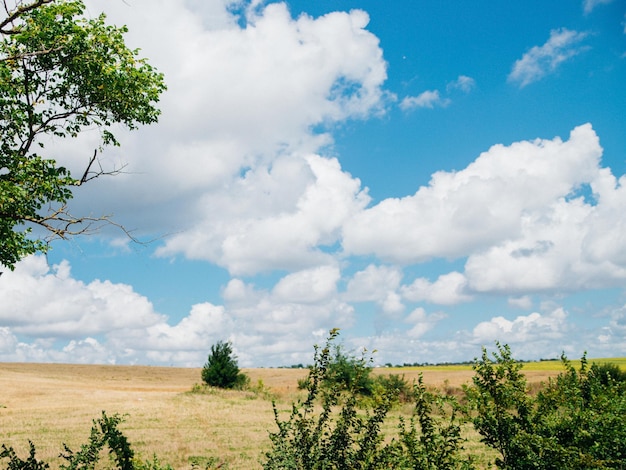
[
  {"left": 404, "top": 307, "right": 447, "bottom": 338},
  {"left": 472, "top": 308, "right": 568, "bottom": 347},
  {"left": 344, "top": 124, "right": 626, "bottom": 296},
  {"left": 344, "top": 265, "right": 405, "bottom": 314},
  {"left": 583, "top": 0, "right": 614, "bottom": 14},
  {"left": 344, "top": 124, "right": 602, "bottom": 263},
  {"left": 1, "top": 255, "right": 624, "bottom": 365},
  {"left": 0, "top": 256, "right": 356, "bottom": 366},
  {"left": 508, "top": 28, "right": 589, "bottom": 87},
  {"left": 0, "top": 256, "right": 165, "bottom": 338},
  {"left": 400, "top": 90, "right": 449, "bottom": 110},
  {"left": 447, "top": 75, "right": 476, "bottom": 93},
  {"left": 156, "top": 154, "right": 370, "bottom": 275},
  {"left": 401, "top": 272, "right": 471, "bottom": 305},
  {"left": 464, "top": 169, "right": 626, "bottom": 294},
  {"left": 272, "top": 265, "right": 340, "bottom": 303},
  {"left": 49, "top": 0, "right": 389, "bottom": 251}
]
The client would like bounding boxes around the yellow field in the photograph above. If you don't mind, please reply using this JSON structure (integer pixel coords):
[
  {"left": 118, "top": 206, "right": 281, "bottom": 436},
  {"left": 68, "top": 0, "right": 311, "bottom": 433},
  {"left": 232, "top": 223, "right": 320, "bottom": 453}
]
[{"left": 0, "top": 360, "right": 623, "bottom": 469}]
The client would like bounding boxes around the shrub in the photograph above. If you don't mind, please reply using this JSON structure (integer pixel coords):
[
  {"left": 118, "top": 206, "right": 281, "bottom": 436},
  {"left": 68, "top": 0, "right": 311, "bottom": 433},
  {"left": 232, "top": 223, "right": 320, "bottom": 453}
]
[
  {"left": 371, "top": 373, "right": 413, "bottom": 403},
  {"left": 60, "top": 412, "right": 134, "bottom": 470},
  {"left": 0, "top": 442, "right": 49, "bottom": 470},
  {"left": 534, "top": 355, "right": 626, "bottom": 468},
  {"left": 590, "top": 361, "right": 626, "bottom": 386},
  {"left": 464, "top": 343, "right": 534, "bottom": 469},
  {"left": 263, "top": 328, "right": 474, "bottom": 469},
  {"left": 465, "top": 344, "right": 626, "bottom": 469},
  {"left": 296, "top": 341, "right": 375, "bottom": 396},
  {"left": 1, "top": 412, "right": 144, "bottom": 470},
  {"left": 201, "top": 340, "right": 249, "bottom": 389}
]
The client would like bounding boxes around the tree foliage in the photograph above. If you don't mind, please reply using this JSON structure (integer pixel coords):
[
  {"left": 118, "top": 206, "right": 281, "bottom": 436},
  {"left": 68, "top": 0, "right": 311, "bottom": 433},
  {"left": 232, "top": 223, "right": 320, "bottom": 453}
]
[
  {"left": 0, "top": 0, "right": 165, "bottom": 269},
  {"left": 465, "top": 343, "right": 626, "bottom": 469},
  {"left": 297, "top": 340, "right": 375, "bottom": 396},
  {"left": 202, "top": 340, "right": 248, "bottom": 389}
]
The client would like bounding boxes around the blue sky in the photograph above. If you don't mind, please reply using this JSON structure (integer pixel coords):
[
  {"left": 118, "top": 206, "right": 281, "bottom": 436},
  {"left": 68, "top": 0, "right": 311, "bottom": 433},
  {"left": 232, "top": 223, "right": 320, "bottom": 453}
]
[{"left": 1, "top": 0, "right": 625, "bottom": 366}]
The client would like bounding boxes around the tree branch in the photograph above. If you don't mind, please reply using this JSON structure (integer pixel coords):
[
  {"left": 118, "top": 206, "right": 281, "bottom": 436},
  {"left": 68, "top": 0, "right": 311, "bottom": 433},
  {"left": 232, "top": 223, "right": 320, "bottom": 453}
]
[
  {"left": 0, "top": 0, "right": 54, "bottom": 34},
  {"left": 77, "top": 149, "right": 129, "bottom": 185},
  {"left": 0, "top": 45, "right": 64, "bottom": 62},
  {"left": 21, "top": 204, "right": 144, "bottom": 246}
]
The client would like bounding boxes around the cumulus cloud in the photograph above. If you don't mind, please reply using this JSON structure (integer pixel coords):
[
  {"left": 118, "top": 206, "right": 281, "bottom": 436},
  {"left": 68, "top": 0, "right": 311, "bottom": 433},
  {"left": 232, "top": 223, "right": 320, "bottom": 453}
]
[
  {"left": 344, "top": 125, "right": 602, "bottom": 263},
  {"left": 344, "top": 265, "right": 405, "bottom": 314},
  {"left": 343, "top": 125, "right": 626, "bottom": 298},
  {"left": 1, "top": 254, "right": 622, "bottom": 365},
  {"left": 400, "top": 90, "right": 449, "bottom": 110},
  {"left": 401, "top": 272, "right": 471, "bottom": 305},
  {"left": 344, "top": 124, "right": 626, "bottom": 296},
  {"left": 0, "top": 256, "right": 165, "bottom": 338},
  {"left": 508, "top": 28, "right": 589, "bottom": 87},
  {"left": 0, "top": 256, "right": 355, "bottom": 366},
  {"left": 471, "top": 309, "right": 568, "bottom": 355},
  {"left": 58, "top": 0, "right": 389, "bottom": 242},
  {"left": 156, "top": 154, "right": 370, "bottom": 275}
]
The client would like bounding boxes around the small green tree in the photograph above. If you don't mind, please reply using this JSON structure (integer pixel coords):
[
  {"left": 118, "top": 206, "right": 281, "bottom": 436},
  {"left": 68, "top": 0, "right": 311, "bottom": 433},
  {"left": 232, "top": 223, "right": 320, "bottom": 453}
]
[
  {"left": 465, "top": 344, "right": 626, "bottom": 469},
  {"left": 201, "top": 340, "right": 248, "bottom": 389},
  {"left": 464, "top": 343, "right": 535, "bottom": 469},
  {"left": 297, "top": 340, "right": 375, "bottom": 396}
]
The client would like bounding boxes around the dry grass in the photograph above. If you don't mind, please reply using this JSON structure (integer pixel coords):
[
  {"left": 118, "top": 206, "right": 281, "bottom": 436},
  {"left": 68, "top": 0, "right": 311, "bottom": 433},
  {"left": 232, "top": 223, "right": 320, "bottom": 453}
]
[
  {"left": 0, "top": 364, "right": 309, "bottom": 469},
  {"left": 1, "top": 360, "right": 621, "bottom": 469}
]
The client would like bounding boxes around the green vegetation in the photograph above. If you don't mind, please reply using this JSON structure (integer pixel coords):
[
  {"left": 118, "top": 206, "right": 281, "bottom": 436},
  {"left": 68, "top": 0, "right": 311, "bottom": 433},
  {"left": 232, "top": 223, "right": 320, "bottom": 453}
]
[
  {"left": 465, "top": 343, "right": 626, "bottom": 469},
  {"left": 1, "top": 332, "right": 625, "bottom": 469},
  {"left": 201, "top": 340, "right": 249, "bottom": 390},
  {"left": 0, "top": 0, "right": 165, "bottom": 269},
  {"left": 296, "top": 340, "right": 415, "bottom": 403},
  {"left": 264, "top": 328, "right": 473, "bottom": 469},
  {"left": 0, "top": 412, "right": 174, "bottom": 470}
]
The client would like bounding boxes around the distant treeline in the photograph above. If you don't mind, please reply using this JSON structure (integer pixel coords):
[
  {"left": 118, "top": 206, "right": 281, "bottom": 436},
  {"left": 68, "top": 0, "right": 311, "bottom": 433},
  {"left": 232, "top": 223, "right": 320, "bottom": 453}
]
[{"left": 280, "top": 357, "right": 562, "bottom": 369}]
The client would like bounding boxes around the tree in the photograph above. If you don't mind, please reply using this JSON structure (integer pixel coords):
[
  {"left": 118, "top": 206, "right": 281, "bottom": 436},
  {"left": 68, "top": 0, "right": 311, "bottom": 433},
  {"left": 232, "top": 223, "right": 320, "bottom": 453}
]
[
  {"left": 465, "top": 344, "right": 626, "bottom": 469},
  {"left": 297, "top": 340, "right": 375, "bottom": 396},
  {"left": 0, "top": 0, "right": 166, "bottom": 270},
  {"left": 201, "top": 340, "right": 248, "bottom": 389}
]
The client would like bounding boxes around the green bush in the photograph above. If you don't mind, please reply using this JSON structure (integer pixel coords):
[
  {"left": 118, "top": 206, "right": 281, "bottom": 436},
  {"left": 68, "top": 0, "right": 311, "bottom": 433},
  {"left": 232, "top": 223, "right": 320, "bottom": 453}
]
[
  {"left": 1, "top": 412, "right": 142, "bottom": 470},
  {"left": 0, "top": 412, "right": 227, "bottom": 470},
  {"left": 464, "top": 344, "right": 626, "bottom": 469},
  {"left": 201, "top": 340, "right": 249, "bottom": 389},
  {"left": 296, "top": 341, "right": 375, "bottom": 396},
  {"left": 264, "top": 329, "right": 473, "bottom": 469},
  {"left": 590, "top": 361, "right": 626, "bottom": 386},
  {"left": 371, "top": 373, "right": 413, "bottom": 403},
  {"left": 0, "top": 442, "right": 49, "bottom": 470}
]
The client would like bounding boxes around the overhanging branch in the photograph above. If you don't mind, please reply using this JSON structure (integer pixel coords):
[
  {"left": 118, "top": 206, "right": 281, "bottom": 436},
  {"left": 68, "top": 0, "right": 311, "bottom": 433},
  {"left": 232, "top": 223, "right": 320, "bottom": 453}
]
[
  {"left": 0, "top": 0, "right": 55, "bottom": 34},
  {"left": 77, "top": 149, "right": 128, "bottom": 185}
]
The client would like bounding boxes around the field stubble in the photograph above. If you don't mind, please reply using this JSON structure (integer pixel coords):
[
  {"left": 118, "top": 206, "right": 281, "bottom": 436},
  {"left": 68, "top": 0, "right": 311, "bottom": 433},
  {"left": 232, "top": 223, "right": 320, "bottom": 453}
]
[{"left": 0, "top": 362, "right": 573, "bottom": 469}]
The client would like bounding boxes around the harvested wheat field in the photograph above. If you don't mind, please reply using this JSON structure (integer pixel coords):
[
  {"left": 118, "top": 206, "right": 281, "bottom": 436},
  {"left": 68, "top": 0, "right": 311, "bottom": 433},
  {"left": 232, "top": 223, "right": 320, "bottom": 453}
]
[{"left": 0, "top": 362, "right": 565, "bottom": 469}]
